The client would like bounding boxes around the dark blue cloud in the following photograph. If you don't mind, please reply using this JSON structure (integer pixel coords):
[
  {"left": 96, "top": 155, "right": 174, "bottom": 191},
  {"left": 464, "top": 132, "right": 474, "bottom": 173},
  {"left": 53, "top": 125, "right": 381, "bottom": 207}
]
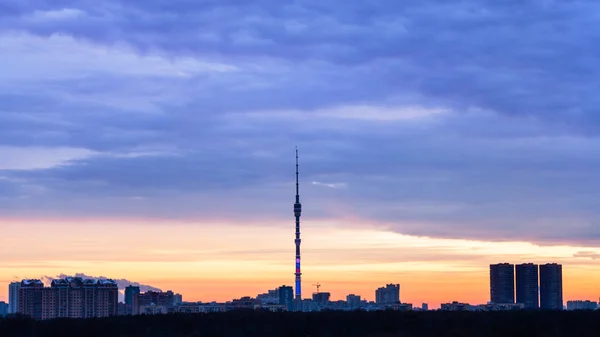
[
  {"left": 1, "top": 0, "right": 600, "bottom": 245},
  {"left": 3, "top": 1, "right": 600, "bottom": 121}
]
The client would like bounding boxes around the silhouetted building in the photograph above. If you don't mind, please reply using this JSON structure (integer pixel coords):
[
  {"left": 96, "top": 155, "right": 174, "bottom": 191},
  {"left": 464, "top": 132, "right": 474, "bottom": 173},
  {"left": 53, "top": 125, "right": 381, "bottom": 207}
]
[
  {"left": 9, "top": 282, "right": 20, "bottom": 314},
  {"left": 140, "top": 304, "right": 167, "bottom": 315},
  {"left": 312, "top": 292, "right": 330, "bottom": 305},
  {"left": 117, "top": 302, "right": 127, "bottom": 316},
  {"left": 170, "top": 303, "right": 202, "bottom": 313},
  {"left": 384, "top": 303, "right": 413, "bottom": 311},
  {"left": 490, "top": 263, "right": 514, "bottom": 304},
  {"left": 17, "top": 278, "right": 117, "bottom": 320},
  {"left": 18, "top": 280, "right": 44, "bottom": 320},
  {"left": 231, "top": 297, "right": 261, "bottom": 309},
  {"left": 0, "top": 301, "right": 8, "bottom": 317},
  {"left": 477, "top": 303, "right": 524, "bottom": 311},
  {"left": 257, "top": 289, "right": 279, "bottom": 304},
  {"left": 567, "top": 300, "right": 597, "bottom": 310},
  {"left": 540, "top": 263, "right": 563, "bottom": 310},
  {"left": 516, "top": 263, "right": 539, "bottom": 309},
  {"left": 124, "top": 286, "right": 140, "bottom": 305},
  {"left": 173, "top": 293, "right": 183, "bottom": 305},
  {"left": 441, "top": 301, "right": 472, "bottom": 311},
  {"left": 376, "top": 284, "right": 400, "bottom": 304},
  {"left": 298, "top": 298, "right": 318, "bottom": 312},
  {"left": 278, "top": 286, "right": 294, "bottom": 311},
  {"left": 124, "top": 286, "right": 140, "bottom": 315},
  {"left": 346, "top": 294, "right": 361, "bottom": 310},
  {"left": 138, "top": 291, "right": 175, "bottom": 307},
  {"left": 422, "top": 303, "right": 429, "bottom": 311}
]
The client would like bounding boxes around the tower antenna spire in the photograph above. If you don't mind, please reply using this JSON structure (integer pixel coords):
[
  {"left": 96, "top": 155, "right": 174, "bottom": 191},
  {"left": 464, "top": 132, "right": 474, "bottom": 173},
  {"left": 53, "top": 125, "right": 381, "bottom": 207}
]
[
  {"left": 294, "top": 146, "right": 303, "bottom": 304},
  {"left": 296, "top": 146, "right": 299, "bottom": 198}
]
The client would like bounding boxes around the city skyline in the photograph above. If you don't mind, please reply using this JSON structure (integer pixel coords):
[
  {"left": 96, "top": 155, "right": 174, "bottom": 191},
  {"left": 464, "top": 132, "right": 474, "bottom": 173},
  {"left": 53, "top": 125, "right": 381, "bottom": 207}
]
[
  {"left": 3, "top": 0, "right": 600, "bottom": 311},
  {"left": 0, "top": 261, "right": 575, "bottom": 316},
  {"left": 3, "top": 239, "right": 599, "bottom": 309}
]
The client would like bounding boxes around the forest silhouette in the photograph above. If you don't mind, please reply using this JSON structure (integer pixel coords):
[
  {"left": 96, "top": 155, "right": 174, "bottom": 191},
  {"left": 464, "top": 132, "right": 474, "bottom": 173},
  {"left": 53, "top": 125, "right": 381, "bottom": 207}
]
[{"left": 2, "top": 310, "right": 600, "bottom": 337}]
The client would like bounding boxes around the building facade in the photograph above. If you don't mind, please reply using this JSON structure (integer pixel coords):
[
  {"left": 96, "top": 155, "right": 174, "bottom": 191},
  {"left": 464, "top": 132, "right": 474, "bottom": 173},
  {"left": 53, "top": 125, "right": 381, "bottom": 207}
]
[
  {"left": 0, "top": 301, "right": 8, "bottom": 317},
  {"left": 17, "top": 278, "right": 118, "bottom": 320},
  {"left": 346, "top": 294, "right": 361, "bottom": 310},
  {"left": 278, "top": 286, "right": 294, "bottom": 311},
  {"left": 375, "top": 284, "right": 400, "bottom": 304},
  {"left": 19, "top": 280, "right": 44, "bottom": 320},
  {"left": 139, "top": 304, "right": 168, "bottom": 315},
  {"left": 8, "top": 282, "right": 21, "bottom": 314},
  {"left": 490, "top": 263, "right": 515, "bottom": 304},
  {"left": 567, "top": 300, "right": 597, "bottom": 310},
  {"left": 138, "top": 290, "right": 175, "bottom": 307},
  {"left": 173, "top": 293, "right": 183, "bottom": 305},
  {"left": 540, "top": 263, "right": 563, "bottom": 310},
  {"left": 441, "top": 301, "right": 473, "bottom": 311},
  {"left": 516, "top": 263, "right": 539, "bottom": 309},
  {"left": 257, "top": 289, "right": 280, "bottom": 305},
  {"left": 124, "top": 286, "right": 140, "bottom": 306},
  {"left": 124, "top": 286, "right": 140, "bottom": 315},
  {"left": 312, "top": 292, "right": 330, "bottom": 305}
]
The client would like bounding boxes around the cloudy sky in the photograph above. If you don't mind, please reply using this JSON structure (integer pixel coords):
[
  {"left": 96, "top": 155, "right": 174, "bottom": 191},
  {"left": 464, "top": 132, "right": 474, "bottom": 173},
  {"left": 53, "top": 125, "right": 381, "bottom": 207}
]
[{"left": 2, "top": 0, "right": 600, "bottom": 307}]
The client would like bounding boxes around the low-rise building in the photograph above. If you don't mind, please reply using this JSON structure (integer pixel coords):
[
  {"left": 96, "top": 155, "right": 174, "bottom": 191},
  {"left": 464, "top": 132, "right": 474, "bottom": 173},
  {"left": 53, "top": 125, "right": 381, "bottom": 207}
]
[
  {"left": 230, "top": 296, "right": 261, "bottom": 309},
  {"left": 198, "top": 303, "right": 227, "bottom": 313},
  {"left": 383, "top": 303, "right": 413, "bottom": 311},
  {"left": 346, "top": 294, "right": 362, "bottom": 310},
  {"left": 139, "top": 304, "right": 167, "bottom": 315},
  {"left": 0, "top": 301, "right": 8, "bottom": 317},
  {"left": 258, "top": 304, "right": 287, "bottom": 312},
  {"left": 257, "top": 289, "right": 279, "bottom": 305},
  {"left": 168, "top": 304, "right": 200, "bottom": 314},
  {"left": 567, "top": 300, "right": 598, "bottom": 310},
  {"left": 441, "top": 301, "right": 473, "bottom": 311},
  {"left": 475, "top": 303, "right": 524, "bottom": 311}
]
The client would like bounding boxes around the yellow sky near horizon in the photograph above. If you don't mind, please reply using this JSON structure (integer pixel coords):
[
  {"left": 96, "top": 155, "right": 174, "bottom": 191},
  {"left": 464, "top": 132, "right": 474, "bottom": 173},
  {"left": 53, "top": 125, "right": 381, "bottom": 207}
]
[{"left": 2, "top": 218, "right": 600, "bottom": 308}]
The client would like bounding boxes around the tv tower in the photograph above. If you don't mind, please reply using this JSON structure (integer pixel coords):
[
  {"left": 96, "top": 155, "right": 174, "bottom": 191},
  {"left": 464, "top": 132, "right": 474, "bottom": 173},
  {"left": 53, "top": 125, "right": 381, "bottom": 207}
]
[{"left": 294, "top": 147, "right": 302, "bottom": 302}]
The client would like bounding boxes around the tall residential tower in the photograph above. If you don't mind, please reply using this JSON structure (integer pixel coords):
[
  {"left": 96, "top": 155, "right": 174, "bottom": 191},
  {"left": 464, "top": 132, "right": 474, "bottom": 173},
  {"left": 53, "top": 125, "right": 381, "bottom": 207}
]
[
  {"left": 516, "top": 263, "right": 539, "bottom": 309},
  {"left": 294, "top": 147, "right": 302, "bottom": 302},
  {"left": 540, "top": 263, "right": 563, "bottom": 310},
  {"left": 490, "top": 263, "right": 515, "bottom": 304},
  {"left": 8, "top": 282, "right": 20, "bottom": 314}
]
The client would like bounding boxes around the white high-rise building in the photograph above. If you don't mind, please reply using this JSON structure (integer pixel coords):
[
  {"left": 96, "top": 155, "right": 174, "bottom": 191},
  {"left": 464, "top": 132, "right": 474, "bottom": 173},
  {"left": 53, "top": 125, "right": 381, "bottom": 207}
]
[{"left": 8, "top": 282, "right": 21, "bottom": 314}]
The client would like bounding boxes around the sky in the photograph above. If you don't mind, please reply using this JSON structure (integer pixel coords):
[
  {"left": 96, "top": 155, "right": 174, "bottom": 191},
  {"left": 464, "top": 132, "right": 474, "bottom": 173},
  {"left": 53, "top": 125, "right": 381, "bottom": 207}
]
[{"left": 1, "top": 0, "right": 600, "bottom": 308}]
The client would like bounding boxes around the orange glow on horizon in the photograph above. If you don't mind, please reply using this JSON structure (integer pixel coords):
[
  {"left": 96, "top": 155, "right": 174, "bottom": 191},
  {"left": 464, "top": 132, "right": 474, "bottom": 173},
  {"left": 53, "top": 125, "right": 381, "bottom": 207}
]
[{"left": 2, "top": 217, "right": 600, "bottom": 308}]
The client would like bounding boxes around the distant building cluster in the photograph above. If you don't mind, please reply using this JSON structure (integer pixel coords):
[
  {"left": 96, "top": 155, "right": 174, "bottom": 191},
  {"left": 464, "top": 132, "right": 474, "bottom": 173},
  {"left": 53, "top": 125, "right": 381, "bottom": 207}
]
[
  {"left": 10, "top": 278, "right": 118, "bottom": 320},
  {"left": 6, "top": 280, "right": 417, "bottom": 320},
  {"left": 123, "top": 286, "right": 183, "bottom": 315},
  {"left": 3, "top": 152, "right": 596, "bottom": 320},
  {"left": 441, "top": 301, "right": 525, "bottom": 311},
  {"left": 566, "top": 300, "right": 598, "bottom": 311},
  {"left": 489, "top": 263, "right": 564, "bottom": 310},
  {"left": 3, "top": 264, "right": 595, "bottom": 320},
  {"left": 117, "top": 284, "right": 412, "bottom": 315}
]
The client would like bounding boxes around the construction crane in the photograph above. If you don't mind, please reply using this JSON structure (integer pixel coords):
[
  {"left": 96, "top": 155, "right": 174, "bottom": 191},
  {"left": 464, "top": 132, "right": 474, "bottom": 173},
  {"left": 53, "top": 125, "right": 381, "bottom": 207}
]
[{"left": 312, "top": 283, "right": 321, "bottom": 294}]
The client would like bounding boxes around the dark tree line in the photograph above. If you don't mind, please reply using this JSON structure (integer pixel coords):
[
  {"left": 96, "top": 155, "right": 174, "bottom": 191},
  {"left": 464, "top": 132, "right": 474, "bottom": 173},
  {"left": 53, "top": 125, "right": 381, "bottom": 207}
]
[{"left": 2, "top": 310, "right": 600, "bottom": 337}]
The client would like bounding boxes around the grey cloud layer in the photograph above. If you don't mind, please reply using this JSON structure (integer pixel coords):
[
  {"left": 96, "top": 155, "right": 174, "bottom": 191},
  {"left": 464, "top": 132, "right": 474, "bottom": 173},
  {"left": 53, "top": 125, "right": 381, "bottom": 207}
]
[
  {"left": 1, "top": 0, "right": 600, "bottom": 245},
  {"left": 3, "top": 0, "right": 600, "bottom": 121}
]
